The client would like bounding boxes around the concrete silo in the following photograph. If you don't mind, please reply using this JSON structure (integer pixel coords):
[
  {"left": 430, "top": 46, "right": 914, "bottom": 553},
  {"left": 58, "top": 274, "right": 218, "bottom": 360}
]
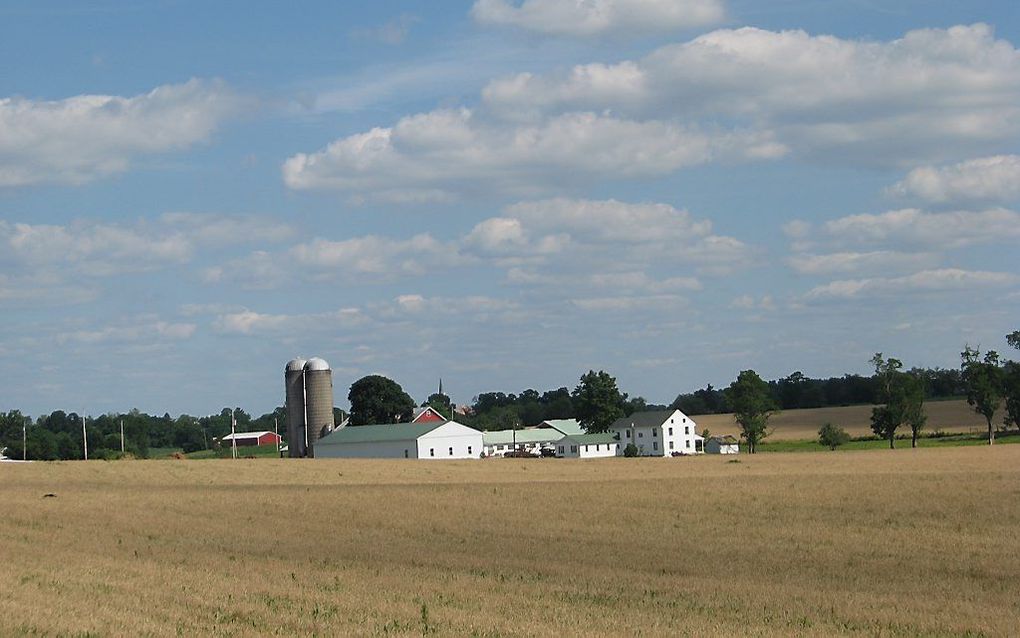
[
  {"left": 284, "top": 358, "right": 307, "bottom": 458},
  {"left": 303, "top": 357, "right": 335, "bottom": 458}
]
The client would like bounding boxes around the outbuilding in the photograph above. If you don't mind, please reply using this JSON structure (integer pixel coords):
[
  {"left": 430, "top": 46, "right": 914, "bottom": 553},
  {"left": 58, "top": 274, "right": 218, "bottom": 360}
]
[
  {"left": 556, "top": 432, "right": 619, "bottom": 458},
  {"left": 219, "top": 431, "right": 281, "bottom": 447},
  {"left": 314, "top": 420, "right": 483, "bottom": 460},
  {"left": 482, "top": 428, "right": 563, "bottom": 457},
  {"left": 705, "top": 435, "right": 740, "bottom": 454}
]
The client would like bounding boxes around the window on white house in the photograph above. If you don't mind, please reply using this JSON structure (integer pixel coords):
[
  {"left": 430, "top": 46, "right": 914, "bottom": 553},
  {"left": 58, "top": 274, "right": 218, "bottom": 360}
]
[
  {"left": 430, "top": 448, "right": 435, "bottom": 457},
  {"left": 404, "top": 450, "right": 409, "bottom": 458},
  {"left": 685, "top": 426, "right": 690, "bottom": 435},
  {"left": 669, "top": 441, "right": 675, "bottom": 450},
  {"left": 686, "top": 440, "right": 691, "bottom": 448},
  {"left": 683, "top": 417, "right": 687, "bottom": 423},
  {"left": 571, "top": 445, "right": 578, "bottom": 453},
  {"left": 668, "top": 427, "right": 673, "bottom": 435},
  {"left": 584, "top": 445, "right": 589, "bottom": 452},
  {"left": 468, "top": 446, "right": 472, "bottom": 455},
  {"left": 653, "top": 441, "right": 658, "bottom": 451},
  {"left": 626, "top": 430, "right": 631, "bottom": 438},
  {"left": 652, "top": 428, "right": 657, "bottom": 437},
  {"left": 638, "top": 432, "right": 643, "bottom": 438},
  {"left": 449, "top": 447, "right": 453, "bottom": 456},
  {"left": 558, "top": 446, "right": 564, "bottom": 454}
]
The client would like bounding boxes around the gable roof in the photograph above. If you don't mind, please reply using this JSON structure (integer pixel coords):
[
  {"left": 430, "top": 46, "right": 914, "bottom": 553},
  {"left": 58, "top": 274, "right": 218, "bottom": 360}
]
[
  {"left": 317, "top": 421, "right": 449, "bottom": 445},
  {"left": 411, "top": 406, "right": 448, "bottom": 423},
  {"left": 709, "top": 435, "right": 739, "bottom": 445},
  {"left": 539, "top": 419, "right": 585, "bottom": 436},
  {"left": 482, "top": 428, "right": 564, "bottom": 446},
  {"left": 609, "top": 409, "right": 686, "bottom": 430},
  {"left": 221, "top": 431, "right": 276, "bottom": 441},
  {"left": 562, "top": 432, "right": 619, "bottom": 445}
]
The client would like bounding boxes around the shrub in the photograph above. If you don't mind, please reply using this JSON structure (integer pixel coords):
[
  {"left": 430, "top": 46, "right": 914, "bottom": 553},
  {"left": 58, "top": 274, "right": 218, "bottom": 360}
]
[
  {"left": 623, "top": 443, "right": 639, "bottom": 457},
  {"left": 818, "top": 422, "right": 850, "bottom": 450}
]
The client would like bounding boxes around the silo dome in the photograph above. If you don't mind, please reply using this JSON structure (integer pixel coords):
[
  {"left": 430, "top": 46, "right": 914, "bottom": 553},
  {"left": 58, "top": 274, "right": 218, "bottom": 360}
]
[
  {"left": 286, "top": 358, "right": 307, "bottom": 372},
  {"left": 305, "top": 357, "right": 330, "bottom": 371}
]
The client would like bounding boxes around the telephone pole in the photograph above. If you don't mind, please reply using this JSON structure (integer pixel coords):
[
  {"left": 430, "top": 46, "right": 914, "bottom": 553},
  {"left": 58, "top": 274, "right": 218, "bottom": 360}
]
[
  {"left": 231, "top": 409, "right": 237, "bottom": 460},
  {"left": 81, "top": 415, "right": 88, "bottom": 461}
]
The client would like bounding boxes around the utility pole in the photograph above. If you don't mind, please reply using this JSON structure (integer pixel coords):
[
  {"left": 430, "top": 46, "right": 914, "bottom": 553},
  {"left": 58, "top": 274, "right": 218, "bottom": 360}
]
[
  {"left": 22, "top": 418, "right": 27, "bottom": 461},
  {"left": 81, "top": 414, "right": 88, "bottom": 461},
  {"left": 231, "top": 409, "right": 237, "bottom": 460},
  {"left": 120, "top": 419, "right": 125, "bottom": 453}
]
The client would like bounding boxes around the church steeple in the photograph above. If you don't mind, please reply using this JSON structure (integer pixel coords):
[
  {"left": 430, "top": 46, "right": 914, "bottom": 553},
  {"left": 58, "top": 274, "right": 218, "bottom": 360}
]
[{"left": 438, "top": 378, "right": 444, "bottom": 397}]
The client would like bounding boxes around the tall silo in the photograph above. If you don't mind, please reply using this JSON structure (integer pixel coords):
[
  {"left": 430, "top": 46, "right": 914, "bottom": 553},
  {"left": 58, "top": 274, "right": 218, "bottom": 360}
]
[
  {"left": 284, "top": 358, "right": 307, "bottom": 458},
  {"left": 303, "top": 357, "right": 335, "bottom": 458}
]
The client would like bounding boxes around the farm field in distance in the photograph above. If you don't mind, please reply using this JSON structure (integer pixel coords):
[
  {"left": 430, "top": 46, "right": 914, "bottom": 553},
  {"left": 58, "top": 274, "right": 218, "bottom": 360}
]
[
  {"left": 697, "top": 398, "right": 986, "bottom": 441},
  {"left": 4, "top": 447, "right": 1020, "bottom": 636}
]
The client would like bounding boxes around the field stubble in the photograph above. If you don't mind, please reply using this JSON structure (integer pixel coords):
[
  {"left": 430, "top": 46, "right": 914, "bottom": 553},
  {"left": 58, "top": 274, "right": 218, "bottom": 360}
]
[{"left": 2, "top": 446, "right": 1019, "bottom": 636}]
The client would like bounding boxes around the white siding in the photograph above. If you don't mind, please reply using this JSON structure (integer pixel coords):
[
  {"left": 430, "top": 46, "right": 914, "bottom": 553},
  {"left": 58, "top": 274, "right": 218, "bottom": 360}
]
[
  {"left": 418, "top": 422, "right": 484, "bottom": 460},
  {"left": 613, "top": 409, "right": 701, "bottom": 456},
  {"left": 315, "top": 439, "right": 417, "bottom": 459}
]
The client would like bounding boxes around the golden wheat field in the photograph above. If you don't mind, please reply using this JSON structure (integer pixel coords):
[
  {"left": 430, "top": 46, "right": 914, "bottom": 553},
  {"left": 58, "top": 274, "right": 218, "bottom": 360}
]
[
  {"left": 696, "top": 399, "right": 987, "bottom": 440},
  {"left": 3, "top": 447, "right": 1019, "bottom": 637}
]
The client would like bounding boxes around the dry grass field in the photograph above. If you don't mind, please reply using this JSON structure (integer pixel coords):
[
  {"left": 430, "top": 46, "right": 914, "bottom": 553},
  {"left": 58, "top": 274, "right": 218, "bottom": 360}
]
[
  {"left": 696, "top": 399, "right": 988, "bottom": 440},
  {"left": 3, "top": 447, "right": 1019, "bottom": 636}
]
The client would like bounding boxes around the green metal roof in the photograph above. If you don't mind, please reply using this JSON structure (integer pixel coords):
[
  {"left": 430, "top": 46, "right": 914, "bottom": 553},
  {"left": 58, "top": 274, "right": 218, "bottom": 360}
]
[
  {"left": 316, "top": 421, "right": 449, "bottom": 445},
  {"left": 540, "top": 419, "right": 585, "bottom": 436},
  {"left": 482, "top": 429, "right": 563, "bottom": 446},
  {"left": 562, "top": 432, "right": 619, "bottom": 445}
]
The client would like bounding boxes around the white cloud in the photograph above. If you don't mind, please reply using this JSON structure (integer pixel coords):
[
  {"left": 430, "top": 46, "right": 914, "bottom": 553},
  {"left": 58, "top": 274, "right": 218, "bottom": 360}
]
[
  {"left": 282, "top": 108, "right": 784, "bottom": 199},
  {"left": 351, "top": 13, "right": 419, "bottom": 45},
  {"left": 57, "top": 320, "right": 196, "bottom": 345},
  {"left": 471, "top": 0, "right": 725, "bottom": 37},
  {"left": 0, "top": 79, "right": 242, "bottom": 186},
  {"left": 889, "top": 155, "right": 1020, "bottom": 204},
  {"left": 482, "top": 24, "right": 1020, "bottom": 166},
  {"left": 787, "top": 251, "right": 940, "bottom": 276},
  {"left": 804, "top": 268, "right": 1019, "bottom": 300},
  {"left": 0, "top": 214, "right": 293, "bottom": 278},
  {"left": 823, "top": 208, "right": 1020, "bottom": 249}
]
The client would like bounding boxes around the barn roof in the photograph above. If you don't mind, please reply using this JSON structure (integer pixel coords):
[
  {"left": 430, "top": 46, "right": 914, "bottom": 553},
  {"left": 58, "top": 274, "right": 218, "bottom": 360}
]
[
  {"left": 562, "top": 432, "right": 619, "bottom": 445},
  {"left": 317, "top": 421, "right": 451, "bottom": 444},
  {"left": 221, "top": 431, "right": 276, "bottom": 441},
  {"left": 482, "top": 428, "right": 563, "bottom": 446},
  {"left": 539, "top": 419, "right": 585, "bottom": 436}
]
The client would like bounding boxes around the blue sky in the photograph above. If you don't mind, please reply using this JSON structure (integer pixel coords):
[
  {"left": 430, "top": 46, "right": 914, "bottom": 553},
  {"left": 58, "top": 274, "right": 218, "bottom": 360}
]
[{"left": 2, "top": 0, "right": 1019, "bottom": 418}]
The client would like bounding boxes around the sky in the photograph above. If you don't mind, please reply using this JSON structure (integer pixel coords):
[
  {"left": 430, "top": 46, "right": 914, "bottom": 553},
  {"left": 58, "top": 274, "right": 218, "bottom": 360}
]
[{"left": 2, "top": 0, "right": 1019, "bottom": 419}]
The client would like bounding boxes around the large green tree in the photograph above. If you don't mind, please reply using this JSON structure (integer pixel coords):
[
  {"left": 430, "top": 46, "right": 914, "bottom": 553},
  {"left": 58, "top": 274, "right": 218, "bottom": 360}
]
[
  {"left": 961, "top": 346, "right": 1005, "bottom": 445},
  {"left": 572, "top": 370, "right": 627, "bottom": 433},
  {"left": 869, "top": 354, "right": 926, "bottom": 449},
  {"left": 1005, "top": 331, "right": 1020, "bottom": 431},
  {"left": 727, "top": 370, "right": 777, "bottom": 453},
  {"left": 348, "top": 375, "right": 415, "bottom": 425}
]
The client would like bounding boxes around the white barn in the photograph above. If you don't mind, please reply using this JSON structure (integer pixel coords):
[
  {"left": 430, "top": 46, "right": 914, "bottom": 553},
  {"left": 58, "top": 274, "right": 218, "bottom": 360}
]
[
  {"left": 314, "top": 421, "right": 483, "bottom": 460},
  {"left": 482, "top": 428, "right": 563, "bottom": 457},
  {"left": 609, "top": 409, "right": 703, "bottom": 456},
  {"left": 556, "top": 432, "right": 618, "bottom": 458},
  {"left": 705, "top": 435, "right": 740, "bottom": 454}
]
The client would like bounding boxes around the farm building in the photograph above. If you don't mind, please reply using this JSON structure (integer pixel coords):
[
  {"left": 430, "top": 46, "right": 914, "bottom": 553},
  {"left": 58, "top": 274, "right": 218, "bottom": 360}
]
[
  {"left": 610, "top": 409, "right": 703, "bottom": 456},
  {"left": 219, "top": 431, "right": 281, "bottom": 447},
  {"left": 482, "top": 428, "right": 562, "bottom": 457},
  {"left": 314, "top": 421, "right": 483, "bottom": 460},
  {"left": 556, "top": 433, "right": 618, "bottom": 458},
  {"left": 411, "top": 406, "right": 447, "bottom": 424},
  {"left": 705, "top": 435, "right": 740, "bottom": 454},
  {"left": 536, "top": 419, "right": 585, "bottom": 436}
]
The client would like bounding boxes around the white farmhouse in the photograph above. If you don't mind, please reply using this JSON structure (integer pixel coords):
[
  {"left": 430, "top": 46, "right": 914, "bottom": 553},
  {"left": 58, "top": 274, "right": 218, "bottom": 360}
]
[
  {"left": 609, "top": 409, "right": 703, "bottom": 456},
  {"left": 705, "top": 435, "right": 740, "bottom": 454},
  {"left": 556, "top": 432, "right": 619, "bottom": 458},
  {"left": 314, "top": 421, "right": 483, "bottom": 460}
]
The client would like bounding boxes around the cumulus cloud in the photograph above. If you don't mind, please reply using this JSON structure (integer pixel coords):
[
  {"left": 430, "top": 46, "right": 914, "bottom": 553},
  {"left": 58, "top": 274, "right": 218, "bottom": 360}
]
[
  {"left": 0, "top": 79, "right": 242, "bottom": 187},
  {"left": 283, "top": 108, "right": 779, "bottom": 199},
  {"left": 470, "top": 0, "right": 725, "bottom": 37},
  {"left": 804, "top": 269, "right": 1019, "bottom": 300},
  {"left": 889, "top": 155, "right": 1020, "bottom": 204},
  {"left": 482, "top": 24, "right": 1020, "bottom": 165}
]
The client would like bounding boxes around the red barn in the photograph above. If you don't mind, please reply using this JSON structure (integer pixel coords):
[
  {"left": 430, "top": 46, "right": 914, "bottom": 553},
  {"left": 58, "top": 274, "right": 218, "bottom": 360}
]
[
  {"left": 220, "top": 431, "right": 282, "bottom": 447},
  {"left": 411, "top": 407, "right": 447, "bottom": 424}
]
